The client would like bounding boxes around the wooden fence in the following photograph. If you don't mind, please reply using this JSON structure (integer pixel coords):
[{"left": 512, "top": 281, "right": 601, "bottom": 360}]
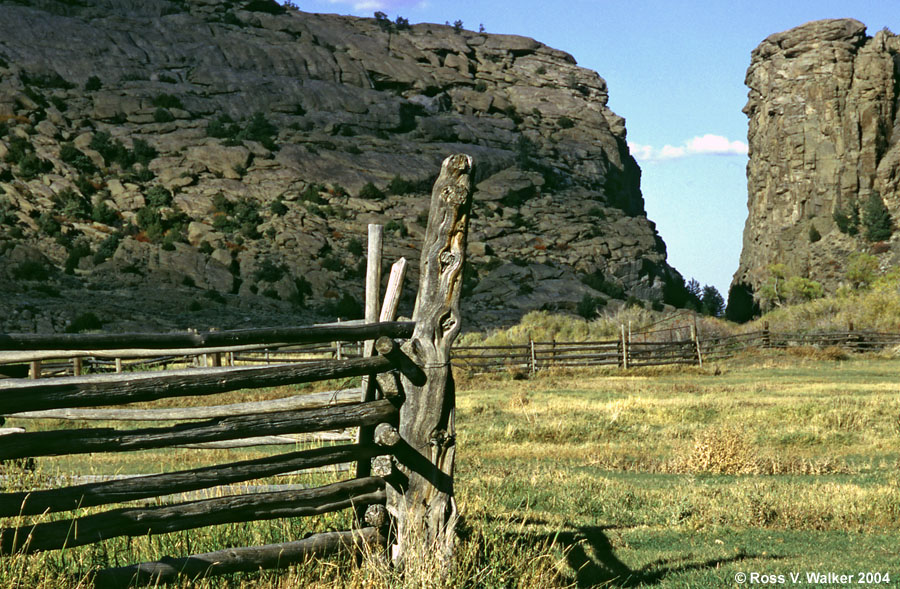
[
  {"left": 451, "top": 322, "right": 900, "bottom": 373},
  {"left": 0, "top": 153, "right": 476, "bottom": 586}
]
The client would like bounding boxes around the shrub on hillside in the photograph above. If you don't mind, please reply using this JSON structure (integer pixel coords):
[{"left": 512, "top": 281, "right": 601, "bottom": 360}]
[
  {"left": 387, "top": 175, "right": 417, "bottom": 195},
  {"left": 66, "top": 312, "right": 102, "bottom": 333},
  {"left": 833, "top": 200, "right": 860, "bottom": 236},
  {"left": 862, "top": 192, "right": 892, "bottom": 242},
  {"left": 846, "top": 252, "right": 878, "bottom": 290},
  {"left": 12, "top": 260, "right": 51, "bottom": 281},
  {"left": 84, "top": 76, "right": 102, "bottom": 91},
  {"left": 59, "top": 143, "right": 97, "bottom": 174},
  {"left": 808, "top": 223, "right": 821, "bottom": 243},
  {"left": 145, "top": 185, "right": 173, "bottom": 208},
  {"left": 212, "top": 194, "right": 261, "bottom": 239},
  {"left": 17, "top": 153, "right": 52, "bottom": 179},
  {"left": 358, "top": 182, "right": 385, "bottom": 200}
]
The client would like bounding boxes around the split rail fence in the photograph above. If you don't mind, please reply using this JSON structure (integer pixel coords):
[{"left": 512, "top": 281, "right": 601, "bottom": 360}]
[
  {"left": 451, "top": 322, "right": 900, "bottom": 374},
  {"left": 0, "top": 153, "right": 477, "bottom": 586}
]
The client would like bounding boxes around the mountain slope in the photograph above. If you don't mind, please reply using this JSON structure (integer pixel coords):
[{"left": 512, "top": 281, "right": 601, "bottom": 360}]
[{"left": 0, "top": 0, "right": 682, "bottom": 332}]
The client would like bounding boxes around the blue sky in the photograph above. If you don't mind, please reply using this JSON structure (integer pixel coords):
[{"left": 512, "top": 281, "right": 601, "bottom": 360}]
[{"left": 296, "top": 0, "right": 897, "bottom": 297}]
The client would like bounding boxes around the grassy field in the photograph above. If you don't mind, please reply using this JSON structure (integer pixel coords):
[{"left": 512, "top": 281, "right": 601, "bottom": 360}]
[{"left": 2, "top": 348, "right": 899, "bottom": 587}]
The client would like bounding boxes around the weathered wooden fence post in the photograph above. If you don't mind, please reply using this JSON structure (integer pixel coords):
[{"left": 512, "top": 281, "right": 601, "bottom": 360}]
[
  {"left": 387, "top": 154, "right": 474, "bottom": 571},
  {"left": 690, "top": 323, "right": 703, "bottom": 367},
  {"left": 356, "top": 224, "right": 384, "bottom": 509}
]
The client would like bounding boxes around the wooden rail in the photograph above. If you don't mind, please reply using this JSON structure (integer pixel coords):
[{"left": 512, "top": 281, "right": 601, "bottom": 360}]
[{"left": 451, "top": 327, "right": 900, "bottom": 373}]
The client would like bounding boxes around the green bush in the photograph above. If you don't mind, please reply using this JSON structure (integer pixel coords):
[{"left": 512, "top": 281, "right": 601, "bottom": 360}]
[
  {"left": 13, "top": 260, "right": 51, "bottom": 281},
  {"left": 300, "top": 183, "right": 325, "bottom": 203},
  {"left": 212, "top": 195, "right": 261, "bottom": 239},
  {"left": 66, "top": 312, "right": 102, "bottom": 333},
  {"left": 323, "top": 292, "right": 363, "bottom": 319},
  {"left": 321, "top": 256, "right": 344, "bottom": 272},
  {"left": 36, "top": 212, "right": 61, "bottom": 236},
  {"left": 236, "top": 112, "right": 278, "bottom": 150},
  {"left": 385, "top": 219, "right": 407, "bottom": 237},
  {"left": 17, "top": 153, "right": 52, "bottom": 179},
  {"left": 204, "top": 289, "right": 226, "bottom": 304},
  {"left": 55, "top": 188, "right": 91, "bottom": 219},
  {"left": 22, "top": 71, "right": 73, "bottom": 90},
  {"left": 153, "top": 108, "right": 175, "bottom": 123},
  {"left": 208, "top": 112, "right": 278, "bottom": 151},
  {"left": 0, "top": 197, "right": 15, "bottom": 227},
  {"left": 208, "top": 115, "right": 239, "bottom": 139},
  {"left": 49, "top": 95, "right": 67, "bottom": 112},
  {"left": 253, "top": 259, "right": 286, "bottom": 283},
  {"left": 347, "top": 237, "right": 363, "bottom": 257},
  {"left": 387, "top": 175, "right": 416, "bottom": 195},
  {"left": 290, "top": 276, "right": 313, "bottom": 307},
  {"left": 145, "top": 185, "right": 173, "bottom": 208},
  {"left": 576, "top": 294, "right": 606, "bottom": 319},
  {"left": 725, "top": 282, "right": 759, "bottom": 323},
  {"left": 93, "top": 233, "right": 121, "bottom": 264},
  {"left": 60, "top": 143, "right": 97, "bottom": 174},
  {"left": 808, "top": 223, "right": 821, "bottom": 243},
  {"left": 88, "top": 134, "right": 157, "bottom": 170},
  {"left": 75, "top": 174, "right": 98, "bottom": 197},
  {"left": 4, "top": 136, "right": 31, "bottom": 165},
  {"left": 198, "top": 241, "right": 214, "bottom": 255},
  {"left": 358, "top": 182, "right": 385, "bottom": 200},
  {"left": 64, "top": 240, "right": 92, "bottom": 274},
  {"left": 85, "top": 76, "right": 102, "bottom": 91},
  {"left": 862, "top": 192, "right": 892, "bottom": 242},
  {"left": 269, "top": 198, "right": 288, "bottom": 216},
  {"left": 833, "top": 200, "right": 859, "bottom": 236},
  {"left": 846, "top": 252, "right": 878, "bottom": 289},
  {"left": 580, "top": 271, "right": 625, "bottom": 299},
  {"left": 557, "top": 116, "right": 575, "bottom": 129},
  {"left": 152, "top": 94, "right": 183, "bottom": 109},
  {"left": 132, "top": 139, "right": 158, "bottom": 168}
]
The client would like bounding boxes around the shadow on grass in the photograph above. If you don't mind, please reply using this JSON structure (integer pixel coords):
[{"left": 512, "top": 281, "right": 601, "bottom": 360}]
[{"left": 480, "top": 515, "right": 773, "bottom": 587}]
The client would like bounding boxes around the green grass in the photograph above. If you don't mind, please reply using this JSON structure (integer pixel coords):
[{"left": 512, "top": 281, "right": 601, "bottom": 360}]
[{"left": 1, "top": 350, "right": 899, "bottom": 586}]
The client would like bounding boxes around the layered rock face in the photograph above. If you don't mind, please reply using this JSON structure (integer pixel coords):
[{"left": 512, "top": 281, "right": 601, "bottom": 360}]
[
  {"left": 735, "top": 19, "right": 900, "bottom": 295},
  {"left": 0, "top": 0, "right": 678, "bottom": 332}
]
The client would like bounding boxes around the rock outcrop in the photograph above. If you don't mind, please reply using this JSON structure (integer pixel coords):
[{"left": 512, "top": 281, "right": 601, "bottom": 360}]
[
  {"left": 735, "top": 18, "right": 900, "bottom": 297},
  {"left": 0, "top": 0, "right": 681, "bottom": 332}
]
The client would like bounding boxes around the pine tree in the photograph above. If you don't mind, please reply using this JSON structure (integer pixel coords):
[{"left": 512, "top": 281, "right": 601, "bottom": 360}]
[{"left": 862, "top": 192, "right": 892, "bottom": 242}]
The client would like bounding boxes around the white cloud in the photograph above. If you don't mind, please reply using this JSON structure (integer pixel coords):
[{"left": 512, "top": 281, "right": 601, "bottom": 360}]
[
  {"left": 312, "top": 0, "right": 424, "bottom": 11},
  {"left": 629, "top": 134, "right": 748, "bottom": 162}
]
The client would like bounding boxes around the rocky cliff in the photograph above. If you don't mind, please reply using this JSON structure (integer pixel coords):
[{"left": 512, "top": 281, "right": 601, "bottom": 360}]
[
  {"left": 734, "top": 19, "right": 900, "bottom": 300},
  {"left": 0, "top": 0, "right": 681, "bottom": 333}
]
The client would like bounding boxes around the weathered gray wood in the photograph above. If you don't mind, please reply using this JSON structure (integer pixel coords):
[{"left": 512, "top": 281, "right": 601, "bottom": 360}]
[
  {"left": 0, "top": 399, "right": 398, "bottom": 460},
  {"left": 0, "top": 477, "right": 385, "bottom": 554},
  {"left": 0, "top": 321, "right": 414, "bottom": 352},
  {"left": 388, "top": 153, "right": 474, "bottom": 570},
  {"left": 7, "top": 389, "right": 360, "bottom": 421},
  {"left": 0, "top": 356, "right": 394, "bottom": 414},
  {"left": 0, "top": 443, "right": 385, "bottom": 517},
  {"left": 92, "top": 527, "right": 383, "bottom": 589},
  {"left": 357, "top": 223, "right": 384, "bottom": 485},
  {"left": 380, "top": 258, "right": 408, "bottom": 322}
]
